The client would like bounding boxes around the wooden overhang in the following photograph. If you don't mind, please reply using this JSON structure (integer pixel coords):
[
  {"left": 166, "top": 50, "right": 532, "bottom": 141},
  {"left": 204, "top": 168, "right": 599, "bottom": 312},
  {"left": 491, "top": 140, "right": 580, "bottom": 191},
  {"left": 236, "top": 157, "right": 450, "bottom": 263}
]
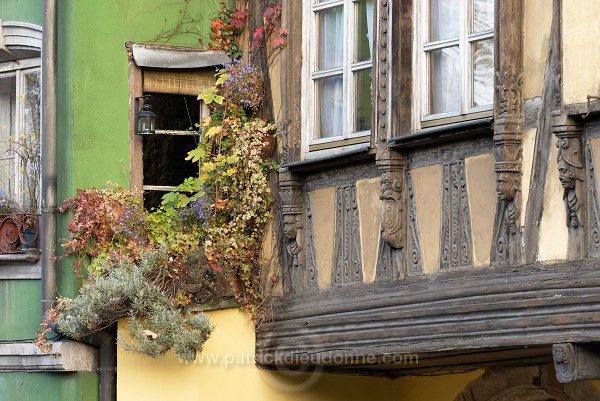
[{"left": 256, "top": 258, "right": 600, "bottom": 377}]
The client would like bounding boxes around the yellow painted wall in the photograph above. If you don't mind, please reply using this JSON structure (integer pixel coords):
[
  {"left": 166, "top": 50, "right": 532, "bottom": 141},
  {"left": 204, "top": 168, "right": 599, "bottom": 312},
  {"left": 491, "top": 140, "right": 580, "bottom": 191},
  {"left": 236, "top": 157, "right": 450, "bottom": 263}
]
[
  {"left": 309, "top": 188, "right": 336, "bottom": 289},
  {"left": 538, "top": 144, "right": 569, "bottom": 261},
  {"left": 523, "top": 0, "right": 553, "bottom": 100},
  {"left": 356, "top": 177, "right": 381, "bottom": 283},
  {"left": 117, "top": 309, "right": 484, "bottom": 401},
  {"left": 411, "top": 165, "right": 443, "bottom": 274},
  {"left": 563, "top": 0, "right": 600, "bottom": 105},
  {"left": 521, "top": 128, "right": 537, "bottom": 227},
  {"left": 465, "top": 154, "right": 496, "bottom": 267},
  {"left": 118, "top": 309, "right": 394, "bottom": 401},
  {"left": 394, "top": 369, "right": 484, "bottom": 401}
]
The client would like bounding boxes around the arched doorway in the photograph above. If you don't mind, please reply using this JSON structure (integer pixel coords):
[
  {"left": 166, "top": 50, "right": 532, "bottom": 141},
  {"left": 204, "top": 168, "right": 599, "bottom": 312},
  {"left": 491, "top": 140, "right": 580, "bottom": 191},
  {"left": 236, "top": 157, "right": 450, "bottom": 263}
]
[{"left": 453, "top": 366, "right": 600, "bottom": 401}]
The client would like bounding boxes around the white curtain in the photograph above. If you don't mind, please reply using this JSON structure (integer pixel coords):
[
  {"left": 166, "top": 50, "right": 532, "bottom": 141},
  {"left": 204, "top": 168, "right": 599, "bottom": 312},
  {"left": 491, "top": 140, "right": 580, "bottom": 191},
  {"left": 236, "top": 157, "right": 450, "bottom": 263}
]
[
  {"left": 366, "top": 0, "right": 373, "bottom": 59},
  {"left": 430, "top": 0, "right": 459, "bottom": 41},
  {"left": 318, "top": 75, "right": 344, "bottom": 138},
  {"left": 317, "top": 6, "right": 344, "bottom": 138},
  {"left": 430, "top": 46, "right": 460, "bottom": 114},
  {"left": 318, "top": 6, "right": 343, "bottom": 70}
]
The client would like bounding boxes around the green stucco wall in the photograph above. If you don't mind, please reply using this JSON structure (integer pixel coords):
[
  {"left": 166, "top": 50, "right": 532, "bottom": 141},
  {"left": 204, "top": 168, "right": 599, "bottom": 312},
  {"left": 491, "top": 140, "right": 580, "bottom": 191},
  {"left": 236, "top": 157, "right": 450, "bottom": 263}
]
[
  {"left": 56, "top": 0, "right": 219, "bottom": 297},
  {"left": 0, "top": 372, "right": 98, "bottom": 401},
  {"left": 60, "top": 0, "right": 218, "bottom": 191},
  {"left": 0, "top": 0, "right": 43, "bottom": 25},
  {"left": 0, "top": 280, "right": 41, "bottom": 340}
]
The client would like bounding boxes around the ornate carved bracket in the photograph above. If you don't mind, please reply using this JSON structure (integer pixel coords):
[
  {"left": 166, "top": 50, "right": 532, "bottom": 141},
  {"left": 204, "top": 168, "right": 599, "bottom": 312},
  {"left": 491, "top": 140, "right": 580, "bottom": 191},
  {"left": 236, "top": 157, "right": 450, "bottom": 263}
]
[
  {"left": 279, "top": 168, "right": 305, "bottom": 294},
  {"left": 492, "top": 70, "right": 523, "bottom": 266},
  {"left": 553, "top": 343, "right": 600, "bottom": 383},
  {"left": 552, "top": 113, "right": 586, "bottom": 258},
  {"left": 375, "top": 150, "right": 406, "bottom": 280}
]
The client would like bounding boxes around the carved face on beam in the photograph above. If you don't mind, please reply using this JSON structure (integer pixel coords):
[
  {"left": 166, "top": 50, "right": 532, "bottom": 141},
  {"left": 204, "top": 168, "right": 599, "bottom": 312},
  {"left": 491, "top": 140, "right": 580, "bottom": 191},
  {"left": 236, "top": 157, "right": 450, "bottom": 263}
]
[
  {"left": 283, "top": 214, "right": 301, "bottom": 241},
  {"left": 556, "top": 137, "right": 583, "bottom": 190},
  {"left": 380, "top": 171, "right": 403, "bottom": 201},
  {"left": 496, "top": 172, "right": 518, "bottom": 201},
  {"left": 557, "top": 156, "right": 579, "bottom": 189}
]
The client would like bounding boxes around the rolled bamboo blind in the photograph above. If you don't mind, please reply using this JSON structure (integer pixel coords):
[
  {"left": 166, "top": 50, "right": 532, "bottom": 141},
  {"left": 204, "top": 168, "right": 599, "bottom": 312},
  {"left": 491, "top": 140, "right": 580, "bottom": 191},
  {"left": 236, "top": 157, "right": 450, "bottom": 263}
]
[{"left": 143, "top": 68, "right": 214, "bottom": 96}]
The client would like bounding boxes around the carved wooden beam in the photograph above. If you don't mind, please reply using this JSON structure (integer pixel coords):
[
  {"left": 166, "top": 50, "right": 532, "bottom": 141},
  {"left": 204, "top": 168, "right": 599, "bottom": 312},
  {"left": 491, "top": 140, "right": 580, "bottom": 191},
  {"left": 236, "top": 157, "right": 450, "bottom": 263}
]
[
  {"left": 553, "top": 343, "right": 600, "bottom": 383},
  {"left": 491, "top": 0, "right": 524, "bottom": 266},
  {"left": 278, "top": 168, "right": 305, "bottom": 294},
  {"left": 373, "top": 0, "right": 391, "bottom": 149}
]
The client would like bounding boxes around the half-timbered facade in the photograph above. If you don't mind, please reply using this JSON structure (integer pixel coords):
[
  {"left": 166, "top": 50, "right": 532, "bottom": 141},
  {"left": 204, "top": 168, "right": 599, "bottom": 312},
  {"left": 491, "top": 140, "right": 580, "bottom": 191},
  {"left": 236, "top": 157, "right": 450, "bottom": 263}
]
[{"left": 257, "top": 0, "right": 600, "bottom": 397}]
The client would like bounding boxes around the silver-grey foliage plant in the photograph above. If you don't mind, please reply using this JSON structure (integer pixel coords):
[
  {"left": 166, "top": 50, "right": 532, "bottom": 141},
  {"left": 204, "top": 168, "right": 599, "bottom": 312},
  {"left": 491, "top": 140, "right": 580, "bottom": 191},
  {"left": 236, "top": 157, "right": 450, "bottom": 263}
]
[{"left": 56, "top": 250, "right": 212, "bottom": 362}]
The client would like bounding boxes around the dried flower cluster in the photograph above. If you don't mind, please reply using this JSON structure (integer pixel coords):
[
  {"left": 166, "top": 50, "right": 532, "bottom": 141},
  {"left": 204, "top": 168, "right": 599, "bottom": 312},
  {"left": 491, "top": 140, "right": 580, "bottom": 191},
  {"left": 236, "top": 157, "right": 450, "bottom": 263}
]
[{"left": 59, "top": 184, "right": 148, "bottom": 275}]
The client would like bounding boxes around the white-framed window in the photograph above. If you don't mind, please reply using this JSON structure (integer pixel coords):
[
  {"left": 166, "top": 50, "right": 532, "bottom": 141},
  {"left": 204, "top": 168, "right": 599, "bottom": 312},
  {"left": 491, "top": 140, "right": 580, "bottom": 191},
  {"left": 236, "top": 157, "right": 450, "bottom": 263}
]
[
  {"left": 303, "top": 0, "right": 374, "bottom": 154},
  {"left": 417, "top": 0, "right": 494, "bottom": 126},
  {"left": 0, "top": 58, "right": 41, "bottom": 212}
]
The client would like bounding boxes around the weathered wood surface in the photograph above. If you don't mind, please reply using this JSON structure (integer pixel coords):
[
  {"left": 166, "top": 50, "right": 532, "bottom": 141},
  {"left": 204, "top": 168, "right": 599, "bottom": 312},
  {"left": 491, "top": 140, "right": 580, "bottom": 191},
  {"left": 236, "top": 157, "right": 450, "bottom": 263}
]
[{"left": 256, "top": 259, "right": 600, "bottom": 368}]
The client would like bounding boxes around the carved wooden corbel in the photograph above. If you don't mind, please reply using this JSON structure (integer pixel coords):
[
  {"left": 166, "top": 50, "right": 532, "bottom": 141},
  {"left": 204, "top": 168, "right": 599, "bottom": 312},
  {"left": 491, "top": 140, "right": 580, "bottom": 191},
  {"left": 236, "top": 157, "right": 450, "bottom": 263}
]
[
  {"left": 279, "top": 168, "right": 305, "bottom": 294},
  {"left": 552, "top": 113, "right": 585, "bottom": 258},
  {"left": 553, "top": 343, "right": 600, "bottom": 383},
  {"left": 375, "top": 150, "right": 406, "bottom": 280}
]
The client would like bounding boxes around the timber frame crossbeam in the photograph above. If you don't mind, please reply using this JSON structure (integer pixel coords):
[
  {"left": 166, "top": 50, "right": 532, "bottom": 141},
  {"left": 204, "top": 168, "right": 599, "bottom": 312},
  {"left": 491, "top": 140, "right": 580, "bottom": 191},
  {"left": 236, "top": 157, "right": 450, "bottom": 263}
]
[{"left": 257, "top": 258, "right": 600, "bottom": 373}]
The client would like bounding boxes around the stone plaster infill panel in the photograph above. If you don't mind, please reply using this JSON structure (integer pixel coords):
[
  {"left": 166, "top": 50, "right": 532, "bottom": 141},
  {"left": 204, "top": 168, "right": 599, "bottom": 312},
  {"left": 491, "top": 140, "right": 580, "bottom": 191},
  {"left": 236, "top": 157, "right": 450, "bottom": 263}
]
[
  {"left": 465, "top": 154, "right": 496, "bottom": 267},
  {"left": 563, "top": 0, "right": 600, "bottom": 105},
  {"left": 521, "top": 128, "right": 537, "bottom": 227},
  {"left": 538, "top": 144, "right": 568, "bottom": 261},
  {"left": 356, "top": 177, "right": 381, "bottom": 284},
  {"left": 0, "top": 342, "right": 97, "bottom": 372},
  {"left": 309, "top": 187, "right": 336, "bottom": 289},
  {"left": 523, "top": 0, "right": 552, "bottom": 100},
  {"left": 411, "top": 164, "right": 443, "bottom": 274}
]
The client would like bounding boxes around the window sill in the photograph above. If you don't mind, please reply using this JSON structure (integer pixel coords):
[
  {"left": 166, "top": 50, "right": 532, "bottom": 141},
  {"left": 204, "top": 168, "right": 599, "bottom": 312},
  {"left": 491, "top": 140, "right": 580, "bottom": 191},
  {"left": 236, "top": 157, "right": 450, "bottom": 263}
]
[
  {"left": 0, "top": 342, "right": 97, "bottom": 372},
  {"left": 0, "top": 254, "right": 41, "bottom": 279},
  {"left": 388, "top": 117, "right": 493, "bottom": 151},
  {"left": 285, "top": 145, "right": 374, "bottom": 175}
]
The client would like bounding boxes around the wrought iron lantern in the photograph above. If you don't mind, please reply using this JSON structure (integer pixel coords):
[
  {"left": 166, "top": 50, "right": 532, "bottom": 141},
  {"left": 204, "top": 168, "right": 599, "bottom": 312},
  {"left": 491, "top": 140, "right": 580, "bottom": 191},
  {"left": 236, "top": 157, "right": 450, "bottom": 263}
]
[{"left": 135, "top": 95, "right": 156, "bottom": 135}]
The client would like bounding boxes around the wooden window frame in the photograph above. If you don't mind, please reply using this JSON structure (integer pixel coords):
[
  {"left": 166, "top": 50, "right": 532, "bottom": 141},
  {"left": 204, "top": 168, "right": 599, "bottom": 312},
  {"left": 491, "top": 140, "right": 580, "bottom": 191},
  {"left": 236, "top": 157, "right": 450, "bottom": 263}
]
[
  {"left": 415, "top": 0, "right": 494, "bottom": 129},
  {"left": 0, "top": 59, "right": 41, "bottom": 211},
  {"left": 302, "top": 0, "right": 374, "bottom": 158}
]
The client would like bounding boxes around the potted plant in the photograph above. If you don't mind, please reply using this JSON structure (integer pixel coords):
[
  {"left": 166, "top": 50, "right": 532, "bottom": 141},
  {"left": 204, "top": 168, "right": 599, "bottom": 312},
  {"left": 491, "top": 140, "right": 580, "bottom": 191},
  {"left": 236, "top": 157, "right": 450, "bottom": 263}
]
[
  {"left": 8, "top": 129, "right": 41, "bottom": 250},
  {"left": 0, "top": 190, "right": 21, "bottom": 253}
]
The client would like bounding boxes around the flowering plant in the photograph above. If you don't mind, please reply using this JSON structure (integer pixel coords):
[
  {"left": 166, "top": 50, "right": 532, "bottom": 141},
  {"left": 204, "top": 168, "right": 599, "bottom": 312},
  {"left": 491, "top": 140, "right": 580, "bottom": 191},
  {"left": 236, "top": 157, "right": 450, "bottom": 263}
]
[
  {"left": 0, "top": 190, "right": 19, "bottom": 214},
  {"left": 219, "top": 61, "right": 265, "bottom": 111}
]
